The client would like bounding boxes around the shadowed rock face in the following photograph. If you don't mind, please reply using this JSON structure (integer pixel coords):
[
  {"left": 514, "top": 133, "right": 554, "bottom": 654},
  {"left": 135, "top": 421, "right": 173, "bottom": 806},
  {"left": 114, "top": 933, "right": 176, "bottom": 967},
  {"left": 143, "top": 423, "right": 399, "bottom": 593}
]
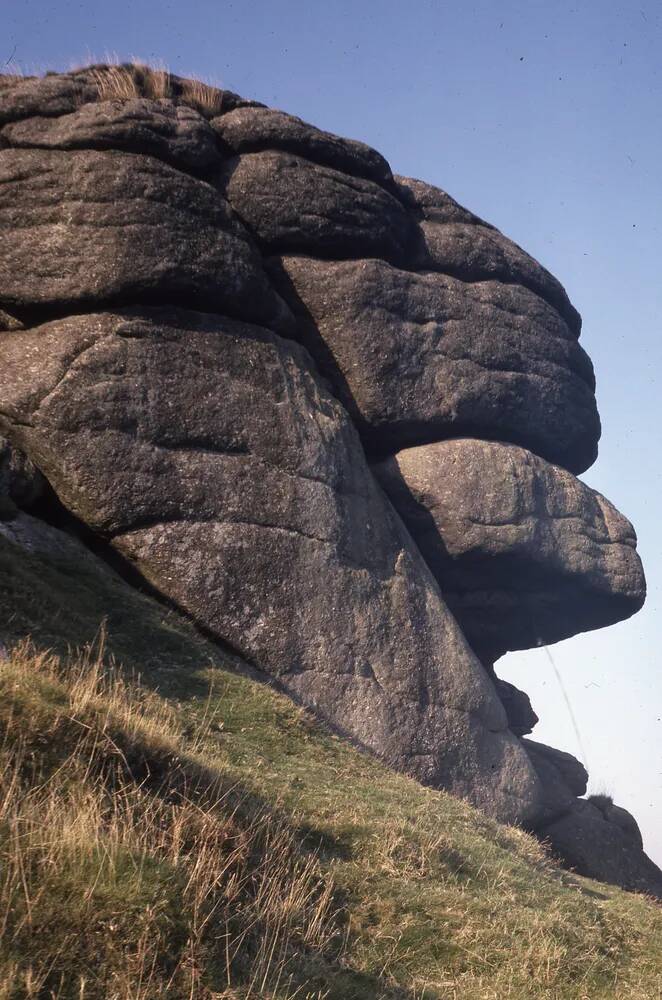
[
  {"left": 373, "top": 438, "right": 646, "bottom": 663},
  {"left": 0, "top": 68, "right": 657, "bottom": 894},
  {"left": 0, "top": 436, "right": 45, "bottom": 515},
  {"left": 493, "top": 679, "right": 538, "bottom": 737}
]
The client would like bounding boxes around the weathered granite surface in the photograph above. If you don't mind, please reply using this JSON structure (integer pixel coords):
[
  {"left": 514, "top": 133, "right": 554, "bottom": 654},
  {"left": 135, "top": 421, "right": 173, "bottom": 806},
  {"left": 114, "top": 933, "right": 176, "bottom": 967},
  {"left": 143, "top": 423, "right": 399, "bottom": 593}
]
[{"left": 0, "top": 308, "right": 542, "bottom": 822}]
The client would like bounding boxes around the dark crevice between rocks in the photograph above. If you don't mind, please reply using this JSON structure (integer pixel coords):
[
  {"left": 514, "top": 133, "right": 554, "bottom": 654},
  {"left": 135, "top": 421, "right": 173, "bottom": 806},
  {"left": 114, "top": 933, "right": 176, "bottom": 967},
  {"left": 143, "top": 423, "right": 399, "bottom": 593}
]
[
  {"left": 363, "top": 415, "right": 598, "bottom": 475},
  {"left": 0, "top": 286, "right": 292, "bottom": 336}
]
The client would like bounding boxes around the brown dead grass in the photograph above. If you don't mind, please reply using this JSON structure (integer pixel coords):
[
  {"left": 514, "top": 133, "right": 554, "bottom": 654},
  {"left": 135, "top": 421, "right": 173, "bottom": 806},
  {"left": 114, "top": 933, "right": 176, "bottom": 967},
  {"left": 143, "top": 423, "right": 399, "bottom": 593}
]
[
  {"left": 88, "top": 64, "right": 141, "bottom": 102},
  {"left": 179, "top": 76, "right": 226, "bottom": 115},
  {"left": 87, "top": 62, "right": 225, "bottom": 115}
]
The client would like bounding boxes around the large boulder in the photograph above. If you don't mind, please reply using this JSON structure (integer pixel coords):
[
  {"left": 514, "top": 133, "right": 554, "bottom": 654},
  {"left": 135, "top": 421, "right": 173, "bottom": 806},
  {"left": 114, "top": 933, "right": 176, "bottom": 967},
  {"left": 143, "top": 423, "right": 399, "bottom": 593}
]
[
  {"left": 0, "top": 306, "right": 543, "bottom": 824},
  {"left": 0, "top": 148, "right": 292, "bottom": 332},
  {"left": 212, "top": 106, "right": 393, "bottom": 184},
  {"left": 272, "top": 256, "right": 599, "bottom": 472},
  {"left": 373, "top": 439, "right": 645, "bottom": 662},
  {"left": 2, "top": 98, "right": 223, "bottom": 173},
  {"left": 221, "top": 152, "right": 416, "bottom": 264},
  {"left": 540, "top": 798, "right": 662, "bottom": 899}
]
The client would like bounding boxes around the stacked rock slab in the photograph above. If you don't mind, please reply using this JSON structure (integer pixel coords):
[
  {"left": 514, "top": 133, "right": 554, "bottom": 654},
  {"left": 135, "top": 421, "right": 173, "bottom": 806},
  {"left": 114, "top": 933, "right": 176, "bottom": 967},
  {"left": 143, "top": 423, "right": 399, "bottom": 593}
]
[
  {"left": 270, "top": 256, "right": 599, "bottom": 472},
  {"left": 372, "top": 439, "right": 646, "bottom": 664},
  {"left": 0, "top": 66, "right": 658, "bottom": 895}
]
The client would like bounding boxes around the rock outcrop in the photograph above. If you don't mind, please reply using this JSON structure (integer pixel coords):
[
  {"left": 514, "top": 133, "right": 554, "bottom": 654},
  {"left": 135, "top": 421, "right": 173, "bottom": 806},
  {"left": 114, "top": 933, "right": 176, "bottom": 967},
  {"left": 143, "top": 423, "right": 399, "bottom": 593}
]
[
  {"left": 212, "top": 106, "right": 393, "bottom": 183},
  {"left": 395, "top": 175, "right": 582, "bottom": 334},
  {"left": 0, "top": 65, "right": 658, "bottom": 896},
  {"left": 3, "top": 97, "right": 222, "bottom": 172},
  {"left": 0, "top": 307, "right": 541, "bottom": 822}
]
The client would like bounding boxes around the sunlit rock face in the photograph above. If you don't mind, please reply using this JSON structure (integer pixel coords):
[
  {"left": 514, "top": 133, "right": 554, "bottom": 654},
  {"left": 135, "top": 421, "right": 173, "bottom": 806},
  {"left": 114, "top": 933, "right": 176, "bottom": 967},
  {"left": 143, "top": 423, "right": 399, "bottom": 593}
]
[{"left": 0, "top": 65, "right": 657, "bottom": 895}]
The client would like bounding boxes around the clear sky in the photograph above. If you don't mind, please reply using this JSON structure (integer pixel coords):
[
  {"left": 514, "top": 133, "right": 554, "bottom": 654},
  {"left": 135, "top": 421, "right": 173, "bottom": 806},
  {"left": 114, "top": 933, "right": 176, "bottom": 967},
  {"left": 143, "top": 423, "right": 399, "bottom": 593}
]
[{"left": 4, "top": 0, "right": 661, "bottom": 864}]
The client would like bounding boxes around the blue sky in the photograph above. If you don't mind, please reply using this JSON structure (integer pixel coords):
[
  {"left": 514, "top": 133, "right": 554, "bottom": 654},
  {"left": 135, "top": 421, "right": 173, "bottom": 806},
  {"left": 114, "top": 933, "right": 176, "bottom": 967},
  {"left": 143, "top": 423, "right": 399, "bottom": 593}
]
[{"left": 4, "top": 0, "right": 661, "bottom": 864}]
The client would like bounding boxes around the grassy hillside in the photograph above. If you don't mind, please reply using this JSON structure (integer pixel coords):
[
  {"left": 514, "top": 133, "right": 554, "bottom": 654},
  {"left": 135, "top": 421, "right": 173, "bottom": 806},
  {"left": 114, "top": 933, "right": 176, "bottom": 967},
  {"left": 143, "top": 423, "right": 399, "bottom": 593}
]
[{"left": 0, "top": 525, "right": 660, "bottom": 1000}]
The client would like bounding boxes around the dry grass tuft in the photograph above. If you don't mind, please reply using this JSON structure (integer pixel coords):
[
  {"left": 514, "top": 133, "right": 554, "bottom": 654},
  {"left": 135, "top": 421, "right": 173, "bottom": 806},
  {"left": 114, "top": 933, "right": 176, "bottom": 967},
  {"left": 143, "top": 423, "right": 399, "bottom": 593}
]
[
  {"left": 179, "top": 77, "right": 225, "bottom": 115},
  {"left": 0, "top": 74, "right": 24, "bottom": 87},
  {"left": 86, "top": 61, "right": 225, "bottom": 115},
  {"left": 88, "top": 64, "right": 141, "bottom": 102}
]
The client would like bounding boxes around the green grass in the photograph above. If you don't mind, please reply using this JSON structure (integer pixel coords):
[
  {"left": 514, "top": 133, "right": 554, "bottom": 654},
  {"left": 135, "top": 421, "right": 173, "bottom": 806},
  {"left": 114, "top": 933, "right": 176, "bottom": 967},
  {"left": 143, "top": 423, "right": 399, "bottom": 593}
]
[{"left": 0, "top": 526, "right": 660, "bottom": 999}]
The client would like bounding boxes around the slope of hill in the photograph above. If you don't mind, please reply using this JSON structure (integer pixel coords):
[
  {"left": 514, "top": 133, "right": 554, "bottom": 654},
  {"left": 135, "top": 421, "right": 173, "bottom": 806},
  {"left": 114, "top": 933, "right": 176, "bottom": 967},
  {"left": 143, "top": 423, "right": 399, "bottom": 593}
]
[{"left": 0, "top": 520, "right": 660, "bottom": 1000}]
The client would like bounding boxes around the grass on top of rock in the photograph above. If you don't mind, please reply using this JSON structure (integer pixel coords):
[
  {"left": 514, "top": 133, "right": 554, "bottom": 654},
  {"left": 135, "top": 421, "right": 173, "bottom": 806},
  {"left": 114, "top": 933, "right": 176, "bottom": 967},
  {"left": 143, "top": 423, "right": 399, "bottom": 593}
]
[
  {"left": 88, "top": 62, "right": 226, "bottom": 115},
  {"left": 0, "top": 528, "right": 661, "bottom": 999},
  {"left": 2, "top": 60, "right": 228, "bottom": 115}
]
